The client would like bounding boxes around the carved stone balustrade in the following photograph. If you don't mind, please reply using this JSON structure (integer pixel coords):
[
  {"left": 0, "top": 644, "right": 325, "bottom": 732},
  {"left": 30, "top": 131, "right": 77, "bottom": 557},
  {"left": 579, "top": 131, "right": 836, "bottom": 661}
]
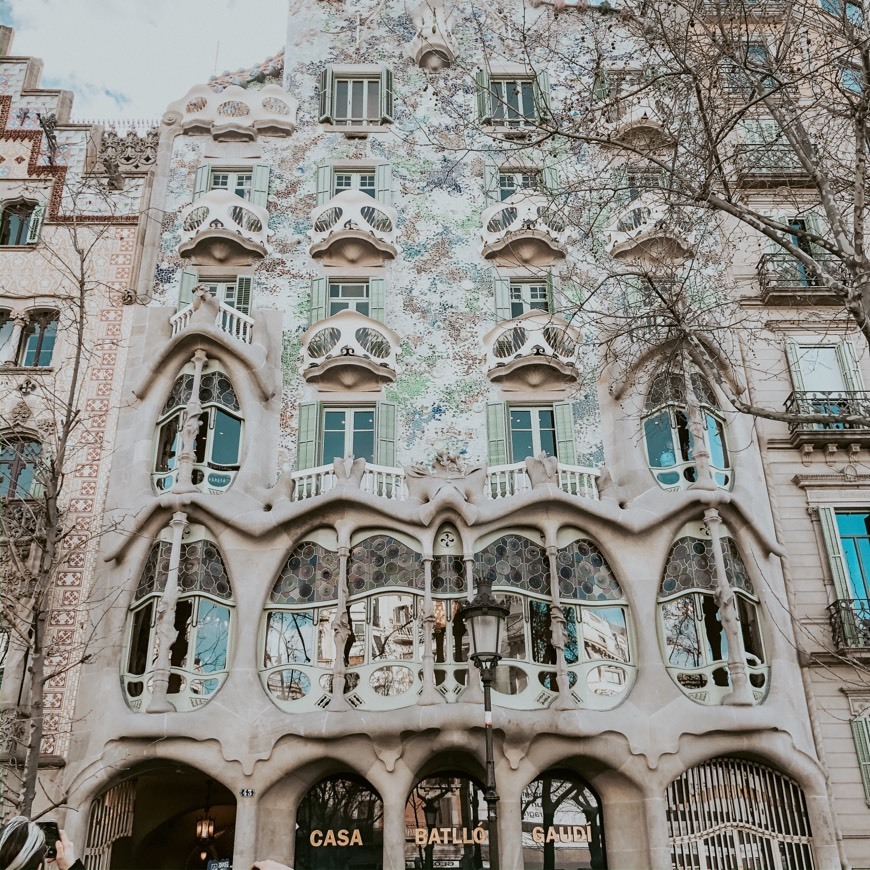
[
  {"left": 164, "top": 83, "right": 297, "bottom": 141},
  {"left": 480, "top": 193, "right": 567, "bottom": 266},
  {"left": 605, "top": 191, "right": 694, "bottom": 260},
  {"left": 302, "top": 309, "right": 400, "bottom": 391},
  {"left": 407, "top": 0, "right": 457, "bottom": 70},
  {"left": 170, "top": 288, "right": 254, "bottom": 344},
  {"left": 483, "top": 311, "right": 581, "bottom": 391},
  {"left": 308, "top": 190, "right": 399, "bottom": 266},
  {"left": 178, "top": 189, "right": 269, "bottom": 265}
]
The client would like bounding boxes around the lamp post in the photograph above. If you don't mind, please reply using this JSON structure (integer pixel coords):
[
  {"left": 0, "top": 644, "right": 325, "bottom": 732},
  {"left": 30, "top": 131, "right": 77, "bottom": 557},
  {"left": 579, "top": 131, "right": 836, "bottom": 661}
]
[{"left": 459, "top": 577, "right": 509, "bottom": 870}]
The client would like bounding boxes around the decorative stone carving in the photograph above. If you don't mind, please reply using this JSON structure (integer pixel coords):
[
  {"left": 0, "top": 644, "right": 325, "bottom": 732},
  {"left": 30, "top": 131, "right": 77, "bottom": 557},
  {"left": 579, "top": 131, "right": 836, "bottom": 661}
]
[
  {"left": 407, "top": 0, "right": 457, "bottom": 70},
  {"left": 333, "top": 455, "right": 366, "bottom": 487},
  {"left": 405, "top": 451, "right": 486, "bottom": 524},
  {"left": 481, "top": 193, "right": 567, "bottom": 266},
  {"left": 525, "top": 452, "right": 559, "bottom": 487},
  {"left": 164, "top": 83, "right": 298, "bottom": 141},
  {"left": 606, "top": 191, "right": 694, "bottom": 261},
  {"left": 97, "top": 127, "right": 158, "bottom": 173},
  {"left": 308, "top": 190, "right": 398, "bottom": 266}
]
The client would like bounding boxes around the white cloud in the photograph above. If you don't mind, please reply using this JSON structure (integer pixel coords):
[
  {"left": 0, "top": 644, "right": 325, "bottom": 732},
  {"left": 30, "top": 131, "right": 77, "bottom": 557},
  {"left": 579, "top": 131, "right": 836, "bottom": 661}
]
[{"left": 3, "top": 0, "right": 287, "bottom": 120}]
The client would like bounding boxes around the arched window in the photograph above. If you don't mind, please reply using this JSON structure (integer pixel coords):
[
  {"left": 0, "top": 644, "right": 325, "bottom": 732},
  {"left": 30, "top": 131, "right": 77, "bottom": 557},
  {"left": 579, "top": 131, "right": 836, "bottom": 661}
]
[
  {"left": 295, "top": 774, "right": 383, "bottom": 870},
  {"left": 473, "top": 533, "right": 634, "bottom": 710},
  {"left": 122, "top": 527, "right": 234, "bottom": 712},
  {"left": 659, "top": 527, "right": 767, "bottom": 705},
  {"left": 0, "top": 437, "right": 42, "bottom": 499},
  {"left": 643, "top": 371, "right": 730, "bottom": 491},
  {"left": 262, "top": 539, "right": 340, "bottom": 712},
  {"left": 0, "top": 201, "right": 43, "bottom": 246},
  {"left": 522, "top": 770, "right": 607, "bottom": 869},
  {"left": 19, "top": 310, "right": 58, "bottom": 367},
  {"left": 666, "top": 757, "right": 815, "bottom": 869},
  {"left": 153, "top": 366, "right": 243, "bottom": 494}
]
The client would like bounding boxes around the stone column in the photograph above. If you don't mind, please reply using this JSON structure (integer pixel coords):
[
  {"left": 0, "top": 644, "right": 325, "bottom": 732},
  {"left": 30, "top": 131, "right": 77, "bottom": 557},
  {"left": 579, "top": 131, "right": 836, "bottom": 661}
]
[
  {"left": 381, "top": 782, "right": 408, "bottom": 870},
  {"left": 147, "top": 511, "right": 189, "bottom": 713},
  {"left": 683, "top": 364, "right": 716, "bottom": 493},
  {"left": 498, "top": 785, "right": 523, "bottom": 870},
  {"left": 329, "top": 543, "right": 352, "bottom": 711},
  {"left": 0, "top": 312, "right": 27, "bottom": 365},
  {"left": 462, "top": 556, "right": 483, "bottom": 703},
  {"left": 172, "top": 349, "right": 207, "bottom": 494},
  {"left": 231, "top": 789, "right": 259, "bottom": 870},
  {"left": 643, "top": 792, "right": 673, "bottom": 870},
  {"left": 419, "top": 557, "right": 443, "bottom": 704},
  {"left": 546, "top": 543, "right": 575, "bottom": 710}
]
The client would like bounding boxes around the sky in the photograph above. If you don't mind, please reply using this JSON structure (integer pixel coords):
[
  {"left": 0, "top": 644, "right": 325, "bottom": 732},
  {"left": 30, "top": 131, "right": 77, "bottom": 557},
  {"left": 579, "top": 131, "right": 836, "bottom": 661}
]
[{"left": 0, "top": 0, "right": 287, "bottom": 122}]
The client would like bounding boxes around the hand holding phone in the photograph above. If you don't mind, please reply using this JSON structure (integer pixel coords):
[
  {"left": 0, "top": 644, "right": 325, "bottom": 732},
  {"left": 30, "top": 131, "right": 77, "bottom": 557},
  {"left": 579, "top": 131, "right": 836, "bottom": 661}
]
[{"left": 35, "top": 821, "right": 59, "bottom": 860}]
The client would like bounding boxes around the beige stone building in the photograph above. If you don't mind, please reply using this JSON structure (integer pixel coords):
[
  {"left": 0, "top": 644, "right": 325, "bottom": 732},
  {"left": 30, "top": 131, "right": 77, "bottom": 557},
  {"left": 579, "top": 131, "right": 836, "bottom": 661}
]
[{"left": 5, "top": 1, "right": 870, "bottom": 869}]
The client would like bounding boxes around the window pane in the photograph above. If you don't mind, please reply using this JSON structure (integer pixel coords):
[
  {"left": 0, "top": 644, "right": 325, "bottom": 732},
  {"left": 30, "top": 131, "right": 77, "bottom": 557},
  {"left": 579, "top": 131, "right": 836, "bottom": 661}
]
[
  {"left": 155, "top": 415, "right": 181, "bottom": 473},
  {"left": 194, "top": 600, "right": 230, "bottom": 673},
  {"left": 317, "top": 608, "right": 337, "bottom": 668},
  {"left": 366, "top": 80, "right": 380, "bottom": 120},
  {"left": 323, "top": 410, "right": 347, "bottom": 462},
  {"left": 490, "top": 81, "right": 505, "bottom": 121},
  {"left": 738, "top": 596, "right": 764, "bottom": 665},
  {"left": 700, "top": 593, "right": 727, "bottom": 663},
  {"left": 706, "top": 413, "right": 729, "bottom": 470},
  {"left": 582, "top": 606, "right": 629, "bottom": 662},
  {"left": 211, "top": 410, "right": 242, "bottom": 466},
  {"left": 537, "top": 409, "right": 556, "bottom": 457},
  {"left": 510, "top": 426, "right": 534, "bottom": 462},
  {"left": 529, "top": 599, "right": 554, "bottom": 664},
  {"left": 351, "top": 80, "right": 365, "bottom": 119},
  {"left": 661, "top": 597, "right": 702, "bottom": 667},
  {"left": 265, "top": 611, "right": 316, "bottom": 667},
  {"left": 798, "top": 346, "right": 846, "bottom": 392},
  {"left": 645, "top": 412, "right": 676, "bottom": 468},
  {"left": 520, "top": 80, "right": 536, "bottom": 119},
  {"left": 347, "top": 600, "right": 367, "bottom": 664},
  {"left": 501, "top": 596, "right": 527, "bottom": 660},
  {"left": 335, "top": 79, "right": 349, "bottom": 119},
  {"left": 505, "top": 80, "right": 521, "bottom": 119},
  {"left": 169, "top": 599, "right": 194, "bottom": 673},
  {"left": 352, "top": 409, "right": 375, "bottom": 462},
  {"left": 127, "top": 602, "right": 154, "bottom": 675},
  {"left": 370, "top": 594, "right": 415, "bottom": 660}
]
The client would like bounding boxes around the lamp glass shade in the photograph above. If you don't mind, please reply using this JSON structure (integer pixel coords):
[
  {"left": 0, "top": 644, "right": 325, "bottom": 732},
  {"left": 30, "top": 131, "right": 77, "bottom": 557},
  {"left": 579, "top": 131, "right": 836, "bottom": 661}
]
[
  {"left": 196, "top": 817, "right": 215, "bottom": 840},
  {"left": 467, "top": 609, "right": 503, "bottom": 661}
]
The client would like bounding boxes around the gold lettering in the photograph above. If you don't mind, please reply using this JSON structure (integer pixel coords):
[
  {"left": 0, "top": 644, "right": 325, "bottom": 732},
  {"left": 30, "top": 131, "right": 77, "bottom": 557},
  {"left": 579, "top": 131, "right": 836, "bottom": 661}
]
[
  {"left": 350, "top": 829, "right": 362, "bottom": 846},
  {"left": 546, "top": 827, "right": 558, "bottom": 843},
  {"left": 473, "top": 826, "right": 487, "bottom": 844},
  {"left": 309, "top": 830, "right": 323, "bottom": 847},
  {"left": 532, "top": 826, "right": 544, "bottom": 844},
  {"left": 463, "top": 828, "right": 473, "bottom": 844},
  {"left": 573, "top": 825, "right": 587, "bottom": 842},
  {"left": 429, "top": 828, "right": 441, "bottom": 845},
  {"left": 337, "top": 830, "right": 349, "bottom": 847},
  {"left": 559, "top": 826, "right": 571, "bottom": 843},
  {"left": 415, "top": 829, "right": 427, "bottom": 846},
  {"left": 323, "top": 830, "right": 336, "bottom": 846}
]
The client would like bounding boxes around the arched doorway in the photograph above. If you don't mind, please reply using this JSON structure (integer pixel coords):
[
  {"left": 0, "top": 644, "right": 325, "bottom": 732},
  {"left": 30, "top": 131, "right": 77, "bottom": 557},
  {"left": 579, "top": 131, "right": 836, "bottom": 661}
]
[
  {"left": 666, "top": 757, "right": 815, "bottom": 869},
  {"left": 83, "top": 761, "right": 235, "bottom": 869},
  {"left": 404, "top": 773, "right": 491, "bottom": 870},
  {"left": 521, "top": 770, "right": 606, "bottom": 870},
  {"left": 294, "top": 773, "right": 384, "bottom": 869}
]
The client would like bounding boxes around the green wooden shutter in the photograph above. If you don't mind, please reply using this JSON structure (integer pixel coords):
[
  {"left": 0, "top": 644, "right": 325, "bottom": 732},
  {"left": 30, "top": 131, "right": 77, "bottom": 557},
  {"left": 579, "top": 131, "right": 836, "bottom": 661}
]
[
  {"left": 297, "top": 402, "right": 320, "bottom": 469},
  {"left": 483, "top": 162, "right": 499, "bottom": 204},
  {"left": 836, "top": 340, "right": 864, "bottom": 391},
  {"left": 25, "top": 204, "right": 45, "bottom": 244},
  {"left": 369, "top": 278, "right": 386, "bottom": 322},
  {"left": 380, "top": 68, "right": 394, "bottom": 122},
  {"left": 193, "top": 164, "right": 210, "bottom": 201},
  {"left": 592, "top": 69, "right": 610, "bottom": 101},
  {"left": 546, "top": 271, "right": 555, "bottom": 315},
  {"left": 487, "top": 402, "right": 508, "bottom": 465},
  {"left": 818, "top": 506, "right": 852, "bottom": 600},
  {"left": 310, "top": 277, "right": 328, "bottom": 326},
  {"left": 534, "top": 70, "right": 552, "bottom": 118},
  {"left": 178, "top": 269, "right": 198, "bottom": 311},
  {"left": 316, "top": 164, "right": 332, "bottom": 206},
  {"left": 250, "top": 163, "right": 270, "bottom": 208},
  {"left": 376, "top": 402, "right": 397, "bottom": 466},
  {"left": 375, "top": 163, "right": 392, "bottom": 206},
  {"left": 542, "top": 157, "right": 559, "bottom": 196},
  {"left": 553, "top": 402, "right": 577, "bottom": 465},
  {"left": 319, "top": 67, "right": 334, "bottom": 123},
  {"left": 476, "top": 69, "right": 492, "bottom": 122},
  {"left": 493, "top": 274, "right": 512, "bottom": 321},
  {"left": 235, "top": 276, "right": 253, "bottom": 315},
  {"left": 852, "top": 718, "right": 870, "bottom": 806},
  {"left": 784, "top": 341, "right": 807, "bottom": 392}
]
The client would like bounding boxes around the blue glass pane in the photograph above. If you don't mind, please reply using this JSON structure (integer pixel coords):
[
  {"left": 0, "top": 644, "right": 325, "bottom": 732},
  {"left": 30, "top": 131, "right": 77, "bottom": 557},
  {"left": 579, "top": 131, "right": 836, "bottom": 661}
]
[
  {"left": 211, "top": 410, "right": 242, "bottom": 466},
  {"left": 645, "top": 412, "right": 676, "bottom": 468},
  {"left": 194, "top": 600, "right": 230, "bottom": 673}
]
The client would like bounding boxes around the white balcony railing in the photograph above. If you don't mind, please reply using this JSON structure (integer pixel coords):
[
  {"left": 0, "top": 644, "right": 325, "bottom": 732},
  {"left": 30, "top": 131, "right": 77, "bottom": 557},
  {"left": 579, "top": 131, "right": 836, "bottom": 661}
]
[
  {"left": 484, "top": 311, "right": 581, "bottom": 388},
  {"left": 289, "top": 460, "right": 599, "bottom": 503},
  {"left": 302, "top": 309, "right": 399, "bottom": 390},
  {"left": 308, "top": 190, "right": 398, "bottom": 262},
  {"left": 170, "top": 296, "right": 254, "bottom": 343},
  {"left": 480, "top": 193, "right": 567, "bottom": 264},
  {"left": 178, "top": 189, "right": 269, "bottom": 260}
]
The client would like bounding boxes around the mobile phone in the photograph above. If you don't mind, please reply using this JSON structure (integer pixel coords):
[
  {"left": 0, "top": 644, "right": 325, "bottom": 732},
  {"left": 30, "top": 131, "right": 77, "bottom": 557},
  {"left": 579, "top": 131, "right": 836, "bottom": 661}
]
[{"left": 36, "top": 822, "right": 59, "bottom": 860}]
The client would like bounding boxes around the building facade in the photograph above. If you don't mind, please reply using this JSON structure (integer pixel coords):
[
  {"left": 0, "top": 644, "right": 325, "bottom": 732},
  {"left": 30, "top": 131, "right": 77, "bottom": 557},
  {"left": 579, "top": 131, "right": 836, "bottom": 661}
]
[{"left": 8, "top": 1, "right": 870, "bottom": 869}]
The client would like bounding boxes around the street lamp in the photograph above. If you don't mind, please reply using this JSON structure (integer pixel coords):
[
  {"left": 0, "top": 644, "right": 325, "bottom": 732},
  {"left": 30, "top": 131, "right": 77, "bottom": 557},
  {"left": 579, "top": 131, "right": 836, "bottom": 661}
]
[{"left": 459, "top": 577, "right": 509, "bottom": 870}]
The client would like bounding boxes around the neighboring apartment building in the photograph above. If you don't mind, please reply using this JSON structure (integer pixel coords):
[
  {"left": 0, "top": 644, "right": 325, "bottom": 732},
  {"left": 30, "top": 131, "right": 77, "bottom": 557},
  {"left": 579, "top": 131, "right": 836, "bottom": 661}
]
[
  {"left": 0, "top": 27, "right": 154, "bottom": 809},
  {"left": 13, "top": 1, "right": 870, "bottom": 869}
]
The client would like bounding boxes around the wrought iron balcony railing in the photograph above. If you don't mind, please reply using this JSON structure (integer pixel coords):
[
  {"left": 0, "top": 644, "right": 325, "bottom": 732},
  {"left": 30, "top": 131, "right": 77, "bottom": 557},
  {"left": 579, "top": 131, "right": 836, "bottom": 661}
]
[
  {"left": 757, "top": 252, "right": 841, "bottom": 305},
  {"left": 784, "top": 391, "right": 870, "bottom": 434},
  {"left": 734, "top": 144, "right": 811, "bottom": 187},
  {"left": 828, "top": 598, "right": 870, "bottom": 650}
]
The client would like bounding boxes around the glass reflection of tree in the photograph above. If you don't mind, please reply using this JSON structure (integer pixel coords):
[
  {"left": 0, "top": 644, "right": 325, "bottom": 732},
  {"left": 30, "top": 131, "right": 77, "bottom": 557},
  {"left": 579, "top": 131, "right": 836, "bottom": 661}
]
[
  {"left": 661, "top": 597, "right": 702, "bottom": 667},
  {"left": 522, "top": 775, "right": 605, "bottom": 870},
  {"left": 295, "top": 775, "right": 383, "bottom": 870}
]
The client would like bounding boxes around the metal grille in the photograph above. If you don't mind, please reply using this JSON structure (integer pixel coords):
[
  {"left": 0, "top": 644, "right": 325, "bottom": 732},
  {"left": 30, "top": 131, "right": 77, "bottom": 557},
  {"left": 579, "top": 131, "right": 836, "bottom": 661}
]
[
  {"left": 84, "top": 779, "right": 136, "bottom": 870},
  {"left": 667, "top": 757, "right": 815, "bottom": 870}
]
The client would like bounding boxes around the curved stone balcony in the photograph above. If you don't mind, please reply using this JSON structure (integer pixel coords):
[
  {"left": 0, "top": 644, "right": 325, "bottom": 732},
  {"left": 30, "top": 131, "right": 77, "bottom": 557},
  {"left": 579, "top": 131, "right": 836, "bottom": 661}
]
[
  {"left": 481, "top": 193, "right": 567, "bottom": 266},
  {"left": 302, "top": 309, "right": 400, "bottom": 391},
  {"left": 604, "top": 98, "right": 671, "bottom": 149},
  {"left": 308, "top": 190, "right": 398, "bottom": 266},
  {"left": 484, "top": 312, "right": 581, "bottom": 391},
  {"left": 165, "top": 83, "right": 298, "bottom": 141},
  {"left": 178, "top": 189, "right": 269, "bottom": 264},
  {"left": 605, "top": 192, "right": 693, "bottom": 260}
]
